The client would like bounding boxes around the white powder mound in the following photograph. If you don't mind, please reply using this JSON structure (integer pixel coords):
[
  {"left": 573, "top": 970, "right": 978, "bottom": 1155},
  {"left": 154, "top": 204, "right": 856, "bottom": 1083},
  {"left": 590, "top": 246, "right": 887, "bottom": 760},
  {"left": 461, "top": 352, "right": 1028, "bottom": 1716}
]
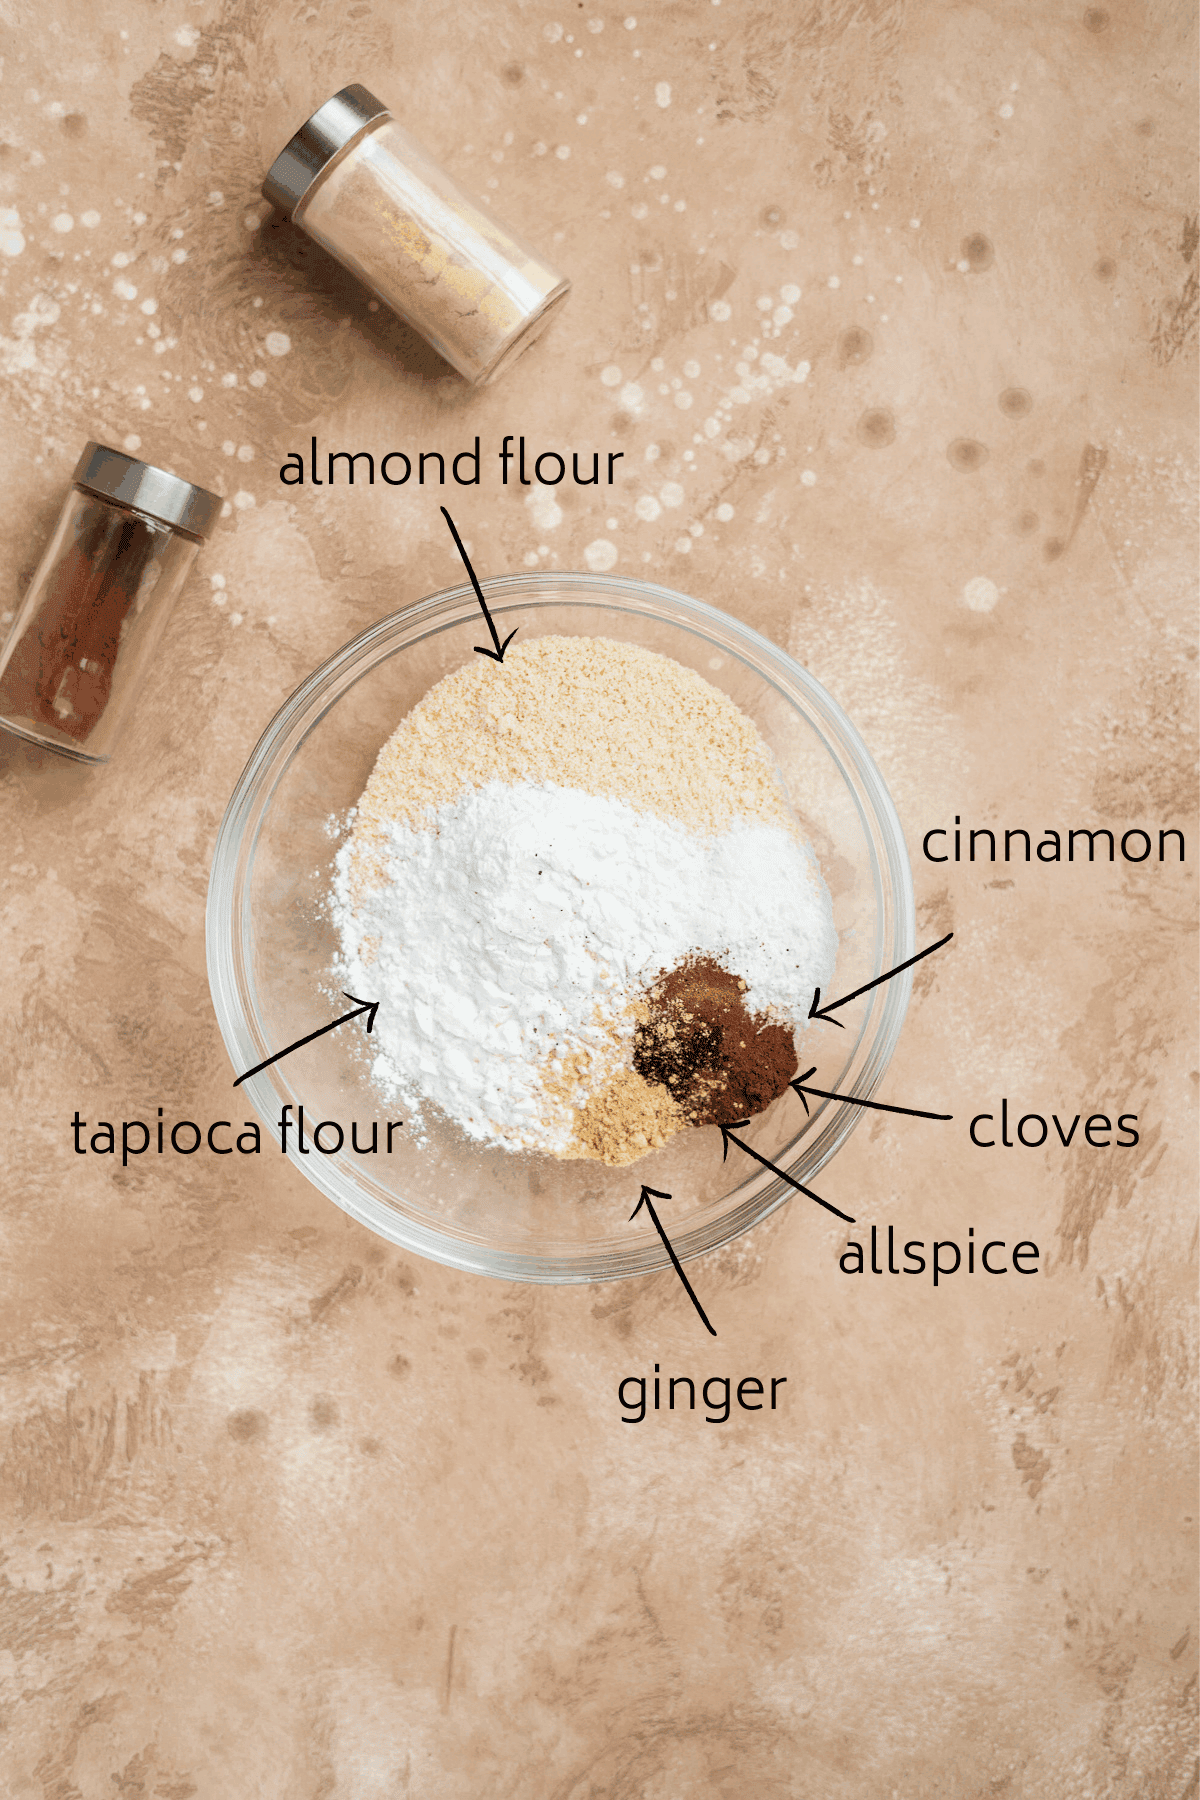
[{"left": 333, "top": 780, "right": 838, "bottom": 1156}]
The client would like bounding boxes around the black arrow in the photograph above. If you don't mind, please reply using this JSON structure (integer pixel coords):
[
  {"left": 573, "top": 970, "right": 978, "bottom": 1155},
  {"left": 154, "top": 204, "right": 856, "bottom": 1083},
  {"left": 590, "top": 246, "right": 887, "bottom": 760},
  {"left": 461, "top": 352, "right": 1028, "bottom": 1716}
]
[
  {"left": 629, "top": 1186, "right": 717, "bottom": 1336},
  {"left": 441, "top": 505, "right": 517, "bottom": 663},
  {"left": 789, "top": 1067, "right": 952, "bottom": 1121},
  {"left": 810, "top": 930, "right": 954, "bottom": 1028},
  {"left": 233, "top": 993, "right": 380, "bottom": 1088},
  {"left": 719, "top": 1122, "right": 856, "bottom": 1224}
]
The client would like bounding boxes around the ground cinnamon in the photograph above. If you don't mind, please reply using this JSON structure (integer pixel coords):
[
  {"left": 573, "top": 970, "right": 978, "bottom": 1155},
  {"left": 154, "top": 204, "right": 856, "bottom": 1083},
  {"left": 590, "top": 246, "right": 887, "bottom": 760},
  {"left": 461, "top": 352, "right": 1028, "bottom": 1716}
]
[
  {"left": 0, "top": 445, "right": 220, "bottom": 763},
  {"left": 0, "top": 504, "right": 163, "bottom": 742}
]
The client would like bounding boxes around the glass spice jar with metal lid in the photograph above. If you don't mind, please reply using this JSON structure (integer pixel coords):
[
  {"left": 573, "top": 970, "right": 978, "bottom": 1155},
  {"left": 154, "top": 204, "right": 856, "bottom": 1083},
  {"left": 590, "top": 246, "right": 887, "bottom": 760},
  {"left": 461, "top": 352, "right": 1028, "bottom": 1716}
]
[
  {"left": 0, "top": 443, "right": 221, "bottom": 765},
  {"left": 263, "top": 83, "right": 571, "bottom": 386}
]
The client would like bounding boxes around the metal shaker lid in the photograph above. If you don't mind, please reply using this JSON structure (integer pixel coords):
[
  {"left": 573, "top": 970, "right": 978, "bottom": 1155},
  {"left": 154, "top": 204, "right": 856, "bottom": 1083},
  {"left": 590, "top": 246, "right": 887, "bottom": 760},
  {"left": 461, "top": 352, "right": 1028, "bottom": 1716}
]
[
  {"left": 72, "top": 443, "right": 223, "bottom": 541},
  {"left": 261, "top": 84, "right": 391, "bottom": 217}
]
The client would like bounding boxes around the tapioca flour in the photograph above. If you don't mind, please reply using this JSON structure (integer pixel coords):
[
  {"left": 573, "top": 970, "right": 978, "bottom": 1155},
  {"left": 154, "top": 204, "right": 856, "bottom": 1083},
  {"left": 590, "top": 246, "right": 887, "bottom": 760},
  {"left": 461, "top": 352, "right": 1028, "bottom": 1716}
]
[{"left": 330, "top": 636, "right": 838, "bottom": 1163}]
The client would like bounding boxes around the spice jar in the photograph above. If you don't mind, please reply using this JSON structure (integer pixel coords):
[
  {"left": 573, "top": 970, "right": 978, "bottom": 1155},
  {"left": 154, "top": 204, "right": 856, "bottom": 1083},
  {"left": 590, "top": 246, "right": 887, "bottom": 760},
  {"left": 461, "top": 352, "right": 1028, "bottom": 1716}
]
[
  {"left": 0, "top": 443, "right": 221, "bottom": 764},
  {"left": 263, "top": 84, "right": 570, "bottom": 386}
]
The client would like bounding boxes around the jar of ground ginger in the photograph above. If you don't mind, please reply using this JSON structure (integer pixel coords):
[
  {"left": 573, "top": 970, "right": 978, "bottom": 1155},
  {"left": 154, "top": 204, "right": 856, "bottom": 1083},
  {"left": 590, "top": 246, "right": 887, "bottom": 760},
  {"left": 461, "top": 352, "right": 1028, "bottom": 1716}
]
[
  {"left": 262, "top": 84, "right": 571, "bottom": 385},
  {"left": 0, "top": 444, "right": 221, "bottom": 764}
]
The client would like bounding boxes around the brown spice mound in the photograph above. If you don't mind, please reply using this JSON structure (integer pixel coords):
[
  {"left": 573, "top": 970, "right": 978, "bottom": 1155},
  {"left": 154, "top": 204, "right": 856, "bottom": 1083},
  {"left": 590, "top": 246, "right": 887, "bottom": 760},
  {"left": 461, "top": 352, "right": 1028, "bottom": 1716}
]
[{"left": 633, "top": 955, "right": 798, "bottom": 1127}]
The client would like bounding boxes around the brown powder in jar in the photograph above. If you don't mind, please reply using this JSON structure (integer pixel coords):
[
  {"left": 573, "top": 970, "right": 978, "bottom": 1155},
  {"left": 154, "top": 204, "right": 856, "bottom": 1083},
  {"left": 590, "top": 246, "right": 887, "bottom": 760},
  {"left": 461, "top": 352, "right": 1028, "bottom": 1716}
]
[
  {"left": 0, "top": 503, "right": 163, "bottom": 743},
  {"left": 632, "top": 955, "right": 799, "bottom": 1127}
]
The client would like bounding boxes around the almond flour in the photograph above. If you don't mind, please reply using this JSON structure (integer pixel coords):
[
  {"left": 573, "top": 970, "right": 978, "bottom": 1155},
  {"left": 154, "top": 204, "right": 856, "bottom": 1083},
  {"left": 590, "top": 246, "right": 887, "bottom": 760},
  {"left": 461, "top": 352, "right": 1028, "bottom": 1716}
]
[{"left": 342, "top": 635, "right": 796, "bottom": 899}]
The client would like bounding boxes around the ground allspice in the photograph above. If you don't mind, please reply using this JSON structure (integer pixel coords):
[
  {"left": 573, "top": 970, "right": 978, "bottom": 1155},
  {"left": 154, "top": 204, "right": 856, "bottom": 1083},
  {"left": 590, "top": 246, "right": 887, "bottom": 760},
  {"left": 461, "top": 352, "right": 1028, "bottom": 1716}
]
[{"left": 633, "top": 954, "right": 799, "bottom": 1127}]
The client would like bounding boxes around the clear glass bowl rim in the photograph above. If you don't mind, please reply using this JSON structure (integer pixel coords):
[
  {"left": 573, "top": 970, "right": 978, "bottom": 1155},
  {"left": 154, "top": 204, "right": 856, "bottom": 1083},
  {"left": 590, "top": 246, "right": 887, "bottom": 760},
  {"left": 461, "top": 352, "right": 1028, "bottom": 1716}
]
[{"left": 205, "top": 571, "right": 916, "bottom": 1282}]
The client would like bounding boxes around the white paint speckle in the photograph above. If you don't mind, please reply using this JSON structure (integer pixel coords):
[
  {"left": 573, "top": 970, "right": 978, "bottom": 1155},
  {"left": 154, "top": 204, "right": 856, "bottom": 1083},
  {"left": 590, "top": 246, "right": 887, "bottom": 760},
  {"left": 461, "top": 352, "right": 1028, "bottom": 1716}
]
[
  {"left": 600, "top": 363, "right": 623, "bottom": 387},
  {"left": 188, "top": 385, "right": 203, "bottom": 403},
  {"left": 587, "top": 17, "right": 604, "bottom": 32},
  {"left": 635, "top": 494, "right": 662, "bottom": 521},
  {"left": 644, "top": 443, "right": 660, "bottom": 462},
  {"left": 80, "top": 210, "right": 101, "bottom": 229},
  {"left": 122, "top": 434, "right": 141, "bottom": 452},
  {"left": 756, "top": 295, "right": 773, "bottom": 312},
  {"left": 222, "top": 440, "right": 236, "bottom": 456},
  {"left": 827, "top": 275, "right": 841, "bottom": 289},
  {"left": 249, "top": 369, "right": 266, "bottom": 388},
  {"left": 620, "top": 381, "right": 644, "bottom": 409},
  {"left": 909, "top": 217, "right": 921, "bottom": 228},
  {"left": 999, "top": 102, "right": 1014, "bottom": 119},
  {"left": 113, "top": 278, "right": 137, "bottom": 300},
  {"left": 544, "top": 20, "right": 564, "bottom": 39},
  {"left": 606, "top": 171, "right": 625, "bottom": 188},
  {"left": 624, "top": 15, "right": 637, "bottom": 27},
  {"left": 674, "top": 536, "right": 692, "bottom": 553},
  {"left": 210, "top": 574, "right": 225, "bottom": 590},
  {"left": 1, "top": 209, "right": 26, "bottom": 257},
  {"left": 207, "top": 190, "right": 224, "bottom": 207},
  {"left": 673, "top": 390, "right": 693, "bottom": 410},
  {"left": 237, "top": 444, "right": 254, "bottom": 463},
  {"left": 709, "top": 299, "right": 731, "bottom": 322},
  {"left": 963, "top": 576, "right": 999, "bottom": 613},
  {"left": 265, "top": 331, "right": 291, "bottom": 357},
  {"left": 584, "top": 538, "right": 618, "bottom": 571},
  {"left": 555, "top": 144, "right": 571, "bottom": 160},
  {"left": 772, "top": 305, "right": 793, "bottom": 326},
  {"left": 655, "top": 82, "right": 672, "bottom": 108},
  {"left": 683, "top": 358, "right": 701, "bottom": 378},
  {"left": 660, "top": 482, "right": 685, "bottom": 508},
  {"left": 175, "top": 24, "right": 200, "bottom": 46},
  {"left": 139, "top": 297, "right": 157, "bottom": 315},
  {"left": 801, "top": 469, "right": 817, "bottom": 487},
  {"left": 715, "top": 502, "right": 734, "bottom": 522},
  {"left": 525, "top": 485, "right": 563, "bottom": 531},
  {"left": 233, "top": 490, "right": 256, "bottom": 510},
  {"left": 51, "top": 212, "right": 73, "bottom": 234},
  {"left": 649, "top": 164, "right": 666, "bottom": 180}
]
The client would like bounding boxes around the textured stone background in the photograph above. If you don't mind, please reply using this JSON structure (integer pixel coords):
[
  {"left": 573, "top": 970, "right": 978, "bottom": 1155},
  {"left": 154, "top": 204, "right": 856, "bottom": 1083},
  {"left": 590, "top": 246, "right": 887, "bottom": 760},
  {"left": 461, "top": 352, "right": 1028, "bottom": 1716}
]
[{"left": 0, "top": 3, "right": 1196, "bottom": 1796}]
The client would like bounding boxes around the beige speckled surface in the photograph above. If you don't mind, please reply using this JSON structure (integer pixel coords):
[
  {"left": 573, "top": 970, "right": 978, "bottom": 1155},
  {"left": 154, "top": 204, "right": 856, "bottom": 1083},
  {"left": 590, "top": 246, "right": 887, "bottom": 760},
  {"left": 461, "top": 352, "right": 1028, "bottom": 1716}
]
[{"left": 1, "top": 4, "right": 1197, "bottom": 1796}]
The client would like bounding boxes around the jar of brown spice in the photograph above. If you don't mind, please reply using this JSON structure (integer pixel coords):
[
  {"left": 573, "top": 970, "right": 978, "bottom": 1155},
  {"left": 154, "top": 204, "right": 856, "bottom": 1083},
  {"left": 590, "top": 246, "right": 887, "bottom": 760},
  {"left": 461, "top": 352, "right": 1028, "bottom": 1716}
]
[{"left": 0, "top": 443, "right": 221, "bottom": 764}]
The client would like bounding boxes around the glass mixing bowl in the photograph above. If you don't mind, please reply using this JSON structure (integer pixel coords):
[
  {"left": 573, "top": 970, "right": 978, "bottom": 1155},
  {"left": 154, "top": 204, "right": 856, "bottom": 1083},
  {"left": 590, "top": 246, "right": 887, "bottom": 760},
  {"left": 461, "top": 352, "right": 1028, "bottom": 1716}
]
[{"left": 206, "top": 573, "right": 914, "bottom": 1282}]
